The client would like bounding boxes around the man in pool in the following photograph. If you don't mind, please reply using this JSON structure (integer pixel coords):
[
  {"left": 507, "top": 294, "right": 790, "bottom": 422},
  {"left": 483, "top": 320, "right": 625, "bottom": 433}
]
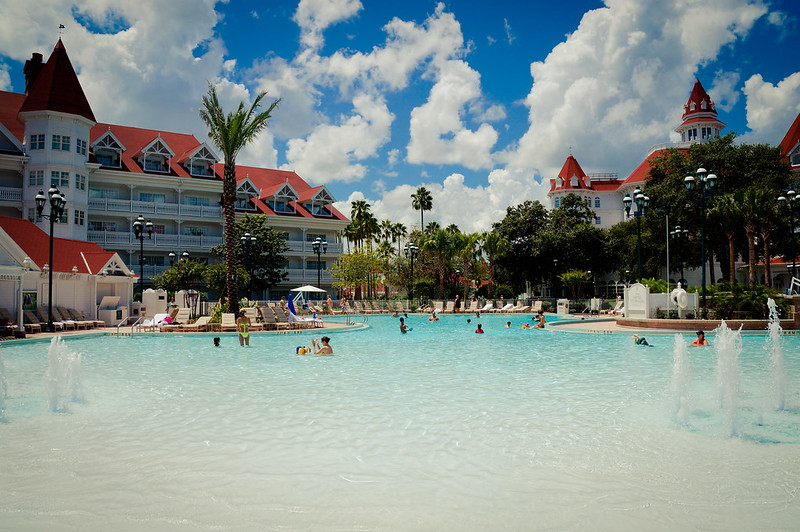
[
  {"left": 476, "top": 323, "right": 484, "bottom": 334},
  {"left": 505, "top": 321, "right": 511, "bottom": 328},
  {"left": 691, "top": 330, "right": 709, "bottom": 346},
  {"left": 632, "top": 335, "right": 649, "bottom": 346},
  {"left": 237, "top": 310, "right": 251, "bottom": 347},
  {"left": 312, "top": 336, "right": 333, "bottom": 355},
  {"left": 399, "top": 317, "right": 410, "bottom": 333},
  {"left": 213, "top": 337, "right": 221, "bottom": 347}
]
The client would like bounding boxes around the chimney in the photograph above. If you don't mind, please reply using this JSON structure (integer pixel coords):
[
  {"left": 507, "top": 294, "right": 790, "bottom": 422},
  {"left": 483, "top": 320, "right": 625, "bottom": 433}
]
[{"left": 23, "top": 52, "right": 44, "bottom": 94}]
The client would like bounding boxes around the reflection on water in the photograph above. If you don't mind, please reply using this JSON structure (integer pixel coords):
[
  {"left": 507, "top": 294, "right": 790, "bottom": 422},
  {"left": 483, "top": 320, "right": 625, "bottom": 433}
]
[{"left": 0, "top": 313, "right": 798, "bottom": 530}]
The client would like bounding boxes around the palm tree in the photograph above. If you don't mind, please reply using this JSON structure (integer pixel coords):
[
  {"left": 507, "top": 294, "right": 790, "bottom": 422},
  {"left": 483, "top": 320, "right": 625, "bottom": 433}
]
[
  {"left": 758, "top": 196, "right": 779, "bottom": 287},
  {"left": 411, "top": 186, "right": 433, "bottom": 231},
  {"left": 349, "top": 200, "right": 372, "bottom": 249},
  {"left": 425, "top": 221, "right": 440, "bottom": 234},
  {"left": 710, "top": 193, "right": 742, "bottom": 284},
  {"left": 379, "top": 219, "right": 394, "bottom": 247},
  {"left": 422, "top": 228, "right": 453, "bottom": 298},
  {"left": 200, "top": 84, "right": 279, "bottom": 317},
  {"left": 738, "top": 187, "right": 772, "bottom": 288},
  {"left": 480, "top": 231, "right": 508, "bottom": 298},
  {"left": 453, "top": 232, "right": 480, "bottom": 302},
  {"left": 392, "top": 222, "right": 407, "bottom": 254}
]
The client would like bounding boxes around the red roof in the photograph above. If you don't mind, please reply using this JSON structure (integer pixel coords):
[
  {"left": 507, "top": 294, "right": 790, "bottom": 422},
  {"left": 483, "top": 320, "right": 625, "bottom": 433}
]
[
  {"left": 681, "top": 79, "right": 717, "bottom": 121},
  {"left": 0, "top": 216, "right": 117, "bottom": 274},
  {"left": 18, "top": 40, "right": 96, "bottom": 123},
  {"left": 90, "top": 123, "right": 221, "bottom": 181},
  {"left": 0, "top": 91, "right": 26, "bottom": 143},
  {"left": 621, "top": 147, "right": 689, "bottom": 185},
  {"left": 230, "top": 166, "right": 348, "bottom": 221},
  {"left": 550, "top": 154, "right": 590, "bottom": 191},
  {"left": 779, "top": 111, "right": 800, "bottom": 163}
]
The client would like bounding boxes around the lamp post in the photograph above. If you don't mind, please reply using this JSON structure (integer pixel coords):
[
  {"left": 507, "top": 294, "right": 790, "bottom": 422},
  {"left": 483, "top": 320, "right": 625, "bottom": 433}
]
[
  {"left": 684, "top": 166, "right": 716, "bottom": 317},
  {"left": 240, "top": 232, "right": 257, "bottom": 300},
  {"left": 182, "top": 251, "right": 189, "bottom": 260},
  {"left": 670, "top": 225, "right": 689, "bottom": 286},
  {"left": 778, "top": 189, "right": 799, "bottom": 282},
  {"left": 311, "top": 236, "right": 328, "bottom": 294},
  {"left": 587, "top": 270, "right": 594, "bottom": 298},
  {"left": 552, "top": 258, "right": 559, "bottom": 298},
  {"left": 623, "top": 185, "right": 650, "bottom": 281},
  {"left": 169, "top": 252, "right": 175, "bottom": 267},
  {"left": 404, "top": 243, "right": 419, "bottom": 301},
  {"left": 132, "top": 214, "right": 154, "bottom": 297},
  {"left": 35, "top": 186, "right": 66, "bottom": 332}
]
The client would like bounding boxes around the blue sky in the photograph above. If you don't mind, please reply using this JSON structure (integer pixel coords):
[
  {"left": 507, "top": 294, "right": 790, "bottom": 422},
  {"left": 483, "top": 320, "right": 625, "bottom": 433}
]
[{"left": 1, "top": 0, "right": 799, "bottom": 232}]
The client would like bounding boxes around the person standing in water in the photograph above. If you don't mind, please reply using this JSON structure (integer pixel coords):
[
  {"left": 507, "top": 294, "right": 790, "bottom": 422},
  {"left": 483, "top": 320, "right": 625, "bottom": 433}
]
[
  {"left": 399, "top": 317, "right": 410, "bottom": 333},
  {"left": 312, "top": 336, "right": 333, "bottom": 355},
  {"left": 237, "top": 310, "right": 251, "bottom": 347}
]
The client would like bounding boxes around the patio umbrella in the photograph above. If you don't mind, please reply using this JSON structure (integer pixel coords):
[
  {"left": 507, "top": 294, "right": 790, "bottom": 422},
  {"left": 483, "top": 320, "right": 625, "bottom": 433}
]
[{"left": 290, "top": 285, "right": 326, "bottom": 292}]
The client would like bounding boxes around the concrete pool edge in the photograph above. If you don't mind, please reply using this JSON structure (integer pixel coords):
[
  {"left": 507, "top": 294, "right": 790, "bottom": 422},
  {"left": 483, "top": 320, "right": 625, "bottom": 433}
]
[{"left": 548, "top": 316, "right": 798, "bottom": 336}]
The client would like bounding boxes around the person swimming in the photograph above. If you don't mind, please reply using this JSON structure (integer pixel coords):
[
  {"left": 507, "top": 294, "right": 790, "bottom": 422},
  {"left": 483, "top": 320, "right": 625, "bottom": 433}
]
[
  {"left": 213, "top": 337, "right": 221, "bottom": 347},
  {"left": 399, "top": 317, "right": 410, "bottom": 333},
  {"left": 476, "top": 323, "right": 484, "bottom": 334},
  {"left": 312, "top": 336, "right": 333, "bottom": 355},
  {"left": 691, "top": 330, "right": 709, "bottom": 346},
  {"left": 632, "top": 335, "right": 649, "bottom": 346}
]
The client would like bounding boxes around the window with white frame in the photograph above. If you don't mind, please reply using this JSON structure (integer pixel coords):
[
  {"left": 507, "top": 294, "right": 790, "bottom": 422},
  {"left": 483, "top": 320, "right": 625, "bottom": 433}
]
[
  {"left": 595, "top": 217, "right": 601, "bottom": 225},
  {"left": 76, "top": 138, "right": 87, "bottom": 156},
  {"left": 52, "top": 134, "right": 70, "bottom": 151},
  {"left": 183, "top": 196, "right": 210, "bottom": 206},
  {"left": 93, "top": 134, "right": 123, "bottom": 167},
  {"left": 594, "top": 197, "right": 600, "bottom": 208},
  {"left": 29, "top": 170, "right": 44, "bottom": 186},
  {"left": 56, "top": 208, "right": 68, "bottom": 224},
  {"left": 89, "top": 188, "right": 119, "bottom": 199},
  {"left": 27, "top": 208, "right": 42, "bottom": 222},
  {"left": 29, "top": 134, "right": 45, "bottom": 150},
  {"left": 306, "top": 260, "right": 327, "bottom": 270},
  {"left": 306, "top": 233, "right": 326, "bottom": 242},
  {"left": 139, "top": 192, "right": 166, "bottom": 203},
  {"left": 555, "top": 197, "right": 560, "bottom": 208},
  {"left": 74, "top": 210, "right": 85, "bottom": 226},
  {"left": 138, "top": 139, "right": 173, "bottom": 173},
  {"left": 183, "top": 226, "right": 206, "bottom": 236},
  {"left": 75, "top": 174, "right": 86, "bottom": 190},
  {"left": 89, "top": 221, "right": 117, "bottom": 232},
  {"left": 51, "top": 171, "right": 69, "bottom": 188}
]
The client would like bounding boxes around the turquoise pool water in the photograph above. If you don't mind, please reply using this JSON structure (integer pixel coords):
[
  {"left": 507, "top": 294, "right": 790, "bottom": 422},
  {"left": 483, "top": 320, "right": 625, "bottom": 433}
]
[{"left": 1, "top": 314, "right": 799, "bottom": 530}]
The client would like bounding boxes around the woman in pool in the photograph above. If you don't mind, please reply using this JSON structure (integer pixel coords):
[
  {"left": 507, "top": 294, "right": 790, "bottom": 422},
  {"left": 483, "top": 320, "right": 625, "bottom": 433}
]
[
  {"left": 326, "top": 295, "right": 334, "bottom": 314},
  {"left": 399, "top": 317, "right": 410, "bottom": 333},
  {"left": 476, "top": 323, "right": 484, "bottom": 334},
  {"left": 534, "top": 311, "right": 546, "bottom": 329},
  {"left": 237, "top": 310, "right": 251, "bottom": 347},
  {"left": 691, "top": 330, "right": 709, "bottom": 346},
  {"left": 312, "top": 336, "right": 333, "bottom": 355}
]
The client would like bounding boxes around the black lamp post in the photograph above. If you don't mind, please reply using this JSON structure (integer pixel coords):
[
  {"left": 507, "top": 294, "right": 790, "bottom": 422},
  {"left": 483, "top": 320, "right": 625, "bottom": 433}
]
[
  {"left": 587, "top": 270, "right": 594, "bottom": 298},
  {"left": 552, "top": 258, "right": 559, "bottom": 298},
  {"left": 169, "top": 252, "right": 176, "bottom": 267},
  {"left": 404, "top": 243, "right": 419, "bottom": 301},
  {"left": 623, "top": 185, "right": 650, "bottom": 281},
  {"left": 182, "top": 251, "right": 189, "bottom": 260},
  {"left": 778, "top": 189, "right": 799, "bottom": 282},
  {"left": 35, "top": 187, "right": 66, "bottom": 332},
  {"left": 241, "top": 232, "right": 257, "bottom": 300},
  {"left": 133, "top": 214, "right": 154, "bottom": 296},
  {"left": 670, "top": 225, "right": 689, "bottom": 286},
  {"left": 684, "top": 166, "right": 716, "bottom": 318},
  {"left": 311, "top": 236, "right": 328, "bottom": 294}
]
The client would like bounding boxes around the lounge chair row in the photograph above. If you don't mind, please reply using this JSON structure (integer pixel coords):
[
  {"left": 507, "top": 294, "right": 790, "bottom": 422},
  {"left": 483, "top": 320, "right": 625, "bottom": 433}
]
[
  {"left": 13, "top": 307, "right": 105, "bottom": 333},
  {"left": 155, "top": 305, "right": 324, "bottom": 333}
]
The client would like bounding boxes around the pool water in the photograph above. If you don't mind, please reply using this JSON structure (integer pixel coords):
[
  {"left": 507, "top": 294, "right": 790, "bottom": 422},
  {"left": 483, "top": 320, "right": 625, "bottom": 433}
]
[{"left": 1, "top": 314, "right": 799, "bottom": 530}]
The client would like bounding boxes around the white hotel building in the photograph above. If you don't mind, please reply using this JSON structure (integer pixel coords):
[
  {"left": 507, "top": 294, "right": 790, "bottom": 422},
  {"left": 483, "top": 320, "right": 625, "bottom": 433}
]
[{"left": 0, "top": 40, "right": 349, "bottom": 299}]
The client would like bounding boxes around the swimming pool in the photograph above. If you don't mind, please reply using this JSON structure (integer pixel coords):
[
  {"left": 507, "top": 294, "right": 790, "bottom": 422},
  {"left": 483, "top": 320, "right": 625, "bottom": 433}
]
[{"left": 1, "top": 313, "right": 799, "bottom": 530}]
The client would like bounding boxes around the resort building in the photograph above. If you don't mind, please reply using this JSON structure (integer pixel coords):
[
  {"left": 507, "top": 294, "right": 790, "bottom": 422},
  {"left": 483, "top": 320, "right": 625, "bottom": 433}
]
[
  {"left": 0, "top": 39, "right": 348, "bottom": 301},
  {"left": 548, "top": 79, "right": 726, "bottom": 228}
]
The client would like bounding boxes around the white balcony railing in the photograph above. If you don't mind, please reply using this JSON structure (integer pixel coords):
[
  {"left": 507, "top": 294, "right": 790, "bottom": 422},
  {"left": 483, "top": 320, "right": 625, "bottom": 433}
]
[
  {"left": 284, "top": 241, "right": 343, "bottom": 254},
  {"left": 87, "top": 231, "right": 223, "bottom": 250},
  {"left": 89, "top": 198, "right": 222, "bottom": 218},
  {"left": 0, "top": 187, "right": 22, "bottom": 202}
]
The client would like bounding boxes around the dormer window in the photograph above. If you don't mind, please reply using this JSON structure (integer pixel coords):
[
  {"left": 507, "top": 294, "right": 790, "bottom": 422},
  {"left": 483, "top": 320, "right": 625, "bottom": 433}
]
[
  {"left": 570, "top": 175, "right": 579, "bottom": 187},
  {"left": 690, "top": 102, "right": 696, "bottom": 111},
  {"left": 302, "top": 186, "right": 336, "bottom": 216},
  {"left": 92, "top": 131, "right": 124, "bottom": 168},
  {"left": 701, "top": 100, "right": 707, "bottom": 110},
  {"left": 183, "top": 145, "right": 217, "bottom": 177},
  {"left": 235, "top": 178, "right": 259, "bottom": 210},
  {"left": 138, "top": 138, "right": 173, "bottom": 173},
  {"left": 265, "top": 181, "right": 299, "bottom": 214},
  {"left": 790, "top": 146, "right": 800, "bottom": 166}
]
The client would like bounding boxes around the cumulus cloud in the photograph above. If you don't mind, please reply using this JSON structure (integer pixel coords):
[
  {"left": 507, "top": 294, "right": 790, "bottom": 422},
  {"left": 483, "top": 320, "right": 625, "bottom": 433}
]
[
  {"left": 0, "top": 62, "right": 9, "bottom": 91},
  {"left": 741, "top": 72, "right": 800, "bottom": 143},
  {"left": 294, "top": 0, "right": 363, "bottom": 50},
  {"left": 710, "top": 71, "right": 741, "bottom": 112},
  {"left": 281, "top": 93, "right": 394, "bottom": 183},
  {"left": 507, "top": 0, "right": 767, "bottom": 181}
]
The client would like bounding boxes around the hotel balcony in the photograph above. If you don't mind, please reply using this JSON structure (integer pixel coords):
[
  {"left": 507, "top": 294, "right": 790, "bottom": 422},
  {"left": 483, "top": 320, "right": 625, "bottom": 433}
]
[
  {"left": 88, "top": 230, "right": 223, "bottom": 250},
  {"left": 0, "top": 186, "right": 22, "bottom": 202},
  {"left": 283, "top": 268, "right": 334, "bottom": 283},
  {"left": 88, "top": 198, "right": 223, "bottom": 219},
  {"left": 283, "top": 240, "right": 344, "bottom": 254}
]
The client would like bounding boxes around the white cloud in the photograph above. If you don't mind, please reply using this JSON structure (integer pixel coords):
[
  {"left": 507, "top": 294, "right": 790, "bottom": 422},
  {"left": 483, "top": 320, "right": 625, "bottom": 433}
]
[
  {"left": 0, "top": 62, "right": 9, "bottom": 91},
  {"left": 281, "top": 93, "right": 394, "bottom": 183},
  {"left": 504, "top": 18, "right": 515, "bottom": 45},
  {"left": 741, "top": 72, "right": 800, "bottom": 143},
  {"left": 407, "top": 59, "right": 498, "bottom": 169},
  {"left": 710, "top": 70, "right": 741, "bottom": 112},
  {"left": 506, "top": 0, "right": 768, "bottom": 181},
  {"left": 293, "top": 0, "right": 363, "bottom": 49}
]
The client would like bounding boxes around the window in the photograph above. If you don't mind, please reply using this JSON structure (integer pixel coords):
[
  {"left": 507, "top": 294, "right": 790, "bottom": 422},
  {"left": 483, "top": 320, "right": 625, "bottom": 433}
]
[
  {"left": 183, "top": 196, "right": 210, "bottom": 206},
  {"left": 141, "top": 256, "right": 165, "bottom": 266},
  {"left": 29, "top": 134, "right": 45, "bottom": 150},
  {"left": 139, "top": 192, "right": 166, "bottom": 203},
  {"left": 29, "top": 170, "right": 44, "bottom": 186},
  {"left": 27, "top": 208, "right": 42, "bottom": 222},
  {"left": 279, "top": 232, "right": 290, "bottom": 240},
  {"left": 151, "top": 224, "right": 165, "bottom": 234},
  {"left": 75, "top": 174, "right": 86, "bottom": 190},
  {"left": 52, "top": 134, "right": 70, "bottom": 151},
  {"left": 93, "top": 133, "right": 123, "bottom": 168},
  {"left": 183, "top": 226, "right": 206, "bottom": 236},
  {"left": 51, "top": 171, "right": 69, "bottom": 188},
  {"left": 306, "top": 233, "right": 326, "bottom": 242},
  {"left": 76, "top": 138, "right": 87, "bottom": 156},
  {"left": 56, "top": 209, "right": 68, "bottom": 224},
  {"left": 88, "top": 221, "right": 117, "bottom": 232},
  {"left": 74, "top": 210, "right": 85, "bottom": 226},
  {"left": 594, "top": 197, "right": 600, "bottom": 208},
  {"left": 235, "top": 196, "right": 256, "bottom": 209},
  {"left": 595, "top": 217, "right": 601, "bottom": 225},
  {"left": 555, "top": 197, "right": 560, "bottom": 208},
  {"left": 307, "top": 260, "right": 327, "bottom": 270},
  {"left": 89, "top": 188, "right": 119, "bottom": 199}
]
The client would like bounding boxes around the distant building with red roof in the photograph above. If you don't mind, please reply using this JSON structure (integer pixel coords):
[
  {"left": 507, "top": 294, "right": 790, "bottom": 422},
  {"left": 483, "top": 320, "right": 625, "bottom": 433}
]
[
  {"left": 779, "top": 111, "right": 800, "bottom": 174},
  {"left": 0, "top": 39, "right": 348, "bottom": 300}
]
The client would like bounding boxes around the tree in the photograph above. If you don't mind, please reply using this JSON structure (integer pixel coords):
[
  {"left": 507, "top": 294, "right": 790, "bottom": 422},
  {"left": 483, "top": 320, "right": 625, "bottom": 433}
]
[
  {"left": 709, "top": 193, "right": 742, "bottom": 284},
  {"left": 209, "top": 214, "right": 290, "bottom": 296},
  {"left": 480, "top": 230, "right": 508, "bottom": 298},
  {"left": 421, "top": 228, "right": 453, "bottom": 298},
  {"left": 738, "top": 187, "right": 772, "bottom": 288},
  {"left": 452, "top": 232, "right": 480, "bottom": 302},
  {"left": 330, "top": 249, "right": 375, "bottom": 298},
  {"left": 392, "top": 222, "right": 407, "bottom": 254},
  {"left": 558, "top": 269, "right": 590, "bottom": 300},
  {"left": 152, "top": 257, "right": 208, "bottom": 315},
  {"left": 200, "top": 84, "right": 279, "bottom": 318},
  {"left": 411, "top": 186, "right": 433, "bottom": 231}
]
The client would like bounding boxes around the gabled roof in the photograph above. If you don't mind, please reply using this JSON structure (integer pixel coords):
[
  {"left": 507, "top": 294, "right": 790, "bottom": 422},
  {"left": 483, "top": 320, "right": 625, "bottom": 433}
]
[
  {"left": 0, "top": 91, "right": 26, "bottom": 143},
  {"left": 90, "top": 123, "right": 220, "bottom": 181},
  {"left": 0, "top": 215, "right": 122, "bottom": 274},
  {"left": 18, "top": 39, "right": 96, "bottom": 123},
  {"left": 621, "top": 147, "right": 689, "bottom": 186},
  {"left": 679, "top": 79, "right": 724, "bottom": 128},
  {"left": 230, "top": 166, "right": 348, "bottom": 221},
  {"left": 550, "top": 154, "right": 590, "bottom": 191},
  {"left": 779, "top": 111, "right": 800, "bottom": 164}
]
